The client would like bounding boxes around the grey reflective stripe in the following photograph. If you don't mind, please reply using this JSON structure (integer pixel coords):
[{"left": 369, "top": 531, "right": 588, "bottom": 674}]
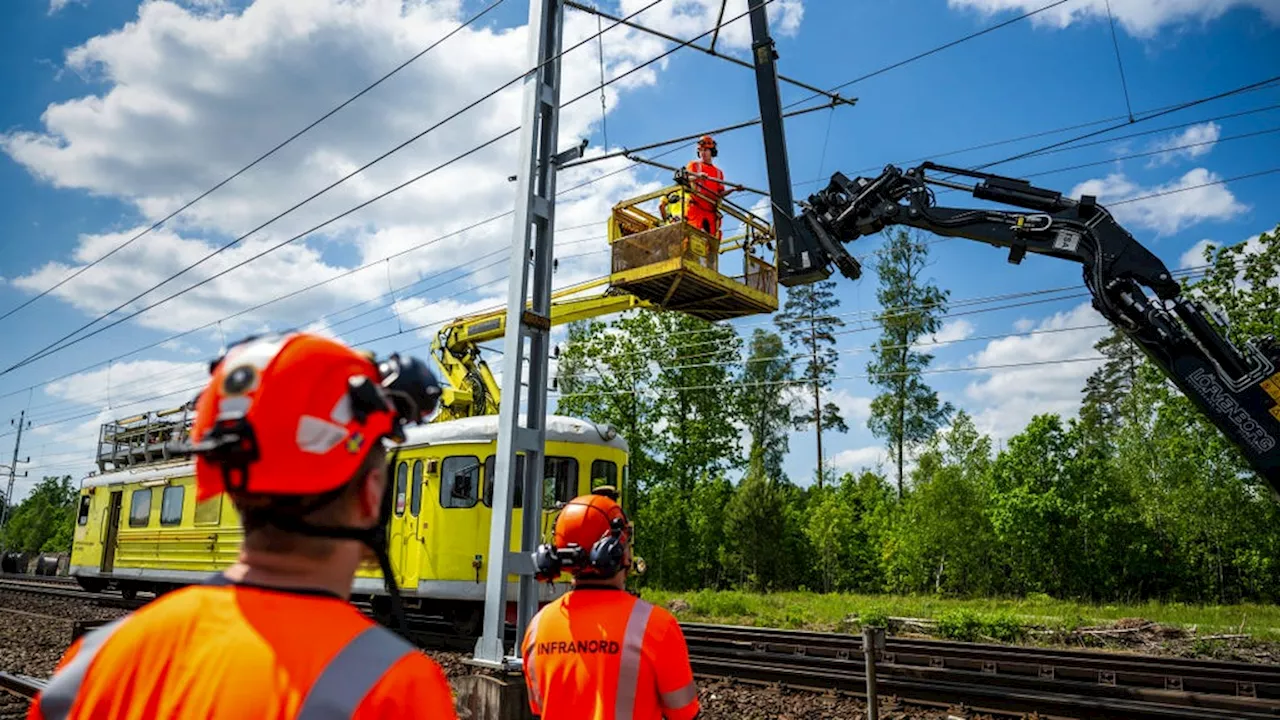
[
  {"left": 296, "top": 625, "right": 416, "bottom": 719},
  {"left": 661, "top": 680, "right": 698, "bottom": 710},
  {"left": 614, "top": 599, "right": 653, "bottom": 720},
  {"left": 524, "top": 612, "right": 544, "bottom": 710},
  {"left": 39, "top": 616, "right": 131, "bottom": 720}
]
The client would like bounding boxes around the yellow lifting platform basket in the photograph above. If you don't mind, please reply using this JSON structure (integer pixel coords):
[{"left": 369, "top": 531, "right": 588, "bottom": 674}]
[{"left": 606, "top": 184, "right": 779, "bottom": 321}]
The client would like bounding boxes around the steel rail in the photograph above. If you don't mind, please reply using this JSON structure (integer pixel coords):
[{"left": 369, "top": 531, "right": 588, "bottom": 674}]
[
  {"left": 684, "top": 623, "right": 1280, "bottom": 719},
  {"left": 0, "top": 672, "right": 44, "bottom": 701}
]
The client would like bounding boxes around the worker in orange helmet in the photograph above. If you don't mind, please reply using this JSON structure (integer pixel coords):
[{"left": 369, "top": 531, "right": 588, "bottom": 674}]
[
  {"left": 677, "top": 134, "right": 736, "bottom": 239},
  {"left": 27, "top": 332, "right": 457, "bottom": 720},
  {"left": 522, "top": 492, "right": 700, "bottom": 720}
]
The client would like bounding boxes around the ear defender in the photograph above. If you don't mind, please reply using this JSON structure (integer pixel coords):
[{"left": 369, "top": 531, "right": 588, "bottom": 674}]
[{"left": 587, "top": 516, "right": 628, "bottom": 577}]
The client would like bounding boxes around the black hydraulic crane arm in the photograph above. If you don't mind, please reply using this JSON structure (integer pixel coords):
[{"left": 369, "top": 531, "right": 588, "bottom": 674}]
[
  {"left": 793, "top": 161, "right": 1280, "bottom": 492},
  {"left": 741, "top": 0, "right": 1279, "bottom": 492}
]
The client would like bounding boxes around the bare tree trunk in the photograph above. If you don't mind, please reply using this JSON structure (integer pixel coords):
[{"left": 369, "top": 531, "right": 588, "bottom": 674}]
[{"left": 810, "top": 307, "right": 824, "bottom": 489}]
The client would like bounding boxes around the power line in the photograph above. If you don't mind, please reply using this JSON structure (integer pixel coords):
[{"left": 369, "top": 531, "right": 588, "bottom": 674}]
[
  {"left": 0, "top": 128, "right": 523, "bottom": 376},
  {"left": 0, "top": 141, "right": 639, "bottom": 404},
  {"left": 972, "top": 74, "right": 1280, "bottom": 171},
  {"left": 564, "top": 0, "right": 856, "bottom": 108},
  {"left": 782, "top": 0, "right": 1074, "bottom": 110},
  {"left": 0, "top": 0, "right": 510, "bottom": 327},
  {"left": 1103, "top": 0, "right": 1135, "bottom": 122},
  {"left": 793, "top": 98, "right": 1280, "bottom": 190},
  {"left": 1, "top": 0, "right": 677, "bottom": 376},
  {"left": 553, "top": 356, "right": 1109, "bottom": 399}
]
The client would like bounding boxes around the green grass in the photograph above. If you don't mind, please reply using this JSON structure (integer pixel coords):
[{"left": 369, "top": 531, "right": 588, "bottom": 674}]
[{"left": 637, "top": 588, "right": 1280, "bottom": 641}]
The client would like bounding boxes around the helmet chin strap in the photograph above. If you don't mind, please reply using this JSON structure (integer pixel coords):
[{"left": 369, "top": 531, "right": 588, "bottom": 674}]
[{"left": 251, "top": 447, "right": 408, "bottom": 638}]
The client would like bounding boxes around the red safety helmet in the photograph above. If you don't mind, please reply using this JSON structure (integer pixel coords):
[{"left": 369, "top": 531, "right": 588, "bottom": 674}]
[
  {"left": 697, "top": 134, "right": 717, "bottom": 157},
  {"left": 189, "top": 332, "right": 438, "bottom": 502},
  {"left": 531, "top": 493, "right": 632, "bottom": 580}
]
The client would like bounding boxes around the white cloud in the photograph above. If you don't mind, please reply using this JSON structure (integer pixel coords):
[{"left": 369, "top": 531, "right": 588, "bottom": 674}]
[
  {"left": 962, "top": 302, "right": 1109, "bottom": 440},
  {"left": 1146, "top": 122, "right": 1221, "bottom": 167},
  {"left": 3, "top": 0, "right": 767, "bottom": 342},
  {"left": 828, "top": 387, "right": 872, "bottom": 425},
  {"left": 48, "top": 0, "right": 82, "bottom": 14},
  {"left": 922, "top": 318, "right": 975, "bottom": 348},
  {"left": 1180, "top": 238, "right": 1221, "bottom": 270},
  {"left": 830, "top": 445, "right": 887, "bottom": 473},
  {"left": 1069, "top": 168, "right": 1248, "bottom": 237},
  {"left": 946, "top": 0, "right": 1280, "bottom": 38}
]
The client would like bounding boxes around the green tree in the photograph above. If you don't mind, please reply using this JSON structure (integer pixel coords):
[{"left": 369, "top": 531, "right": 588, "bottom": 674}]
[
  {"left": 866, "top": 228, "right": 954, "bottom": 497},
  {"left": 653, "top": 311, "right": 744, "bottom": 491},
  {"left": 556, "top": 313, "right": 662, "bottom": 514},
  {"left": 738, "top": 329, "right": 796, "bottom": 481},
  {"left": 1, "top": 476, "right": 76, "bottom": 554},
  {"left": 883, "top": 412, "right": 996, "bottom": 595},
  {"left": 723, "top": 448, "right": 786, "bottom": 590},
  {"left": 1079, "top": 328, "right": 1144, "bottom": 447},
  {"left": 775, "top": 280, "right": 847, "bottom": 487}
]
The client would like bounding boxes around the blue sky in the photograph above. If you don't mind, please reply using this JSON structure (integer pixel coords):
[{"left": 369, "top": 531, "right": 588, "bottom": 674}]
[{"left": 0, "top": 0, "right": 1277, "bottom": 498}]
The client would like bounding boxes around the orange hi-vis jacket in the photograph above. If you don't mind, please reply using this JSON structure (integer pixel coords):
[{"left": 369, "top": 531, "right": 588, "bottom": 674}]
[
  {"left": 684, "top": 160, "right": 724, "bottom": 212},
  {"left": 521, "top": 586, "right": 699, "bottom": 720},
  {"left": 27, "top": 575, "right": 457, "bottom": 720}
]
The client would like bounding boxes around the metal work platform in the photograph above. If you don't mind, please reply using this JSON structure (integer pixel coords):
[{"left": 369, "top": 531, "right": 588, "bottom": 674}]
[
  {"left": 607, "top": 184, "right": 779, "bottom": 321},
  {"left": 95, "top": 405, "right": 194, "bottom": 473}
]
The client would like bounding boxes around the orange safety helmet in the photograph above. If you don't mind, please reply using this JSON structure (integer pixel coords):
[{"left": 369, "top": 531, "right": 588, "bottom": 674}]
[
  {"left": 533, "top": 493, "right": 632, "bottom": 580},
  {"left": 697, "top": 134, "right": 718, "bottom": 157},
  {"left": 189, "top": 332, "right": 440, "bottom": 502}
]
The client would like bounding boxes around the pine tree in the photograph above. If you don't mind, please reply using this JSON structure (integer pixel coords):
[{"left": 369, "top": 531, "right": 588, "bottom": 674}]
[
  {"left": 866, "top": 228, "right": 953, "bottom": 498},
  {"left": 1079, "top": 328, "right": 1145, "bottom": 447},
  {"left": 774, "top": 280, "right": 847, "bottom": 488},
  {"left": 738, "top": 329, "right": 796, "bottom": 481}
]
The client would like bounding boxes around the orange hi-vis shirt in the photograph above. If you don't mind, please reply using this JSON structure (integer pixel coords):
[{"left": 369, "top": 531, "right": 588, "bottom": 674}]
[
  {"left": 521, "top": 586, "right": 699, "bottom": 720},
  {"left": 685, "top": 160, "right": 725, "bottom": 213},
  {"left": 27, "top": 575, "right": 457, "bottom": 720}
]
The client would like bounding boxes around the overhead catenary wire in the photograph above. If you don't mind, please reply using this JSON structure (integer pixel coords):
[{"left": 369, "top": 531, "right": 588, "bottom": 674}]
[
  {"left": 0, "top": 128, "right": 524, "bottom": 377},
  {"left": 553, "top": 356, "right": 1111, "bottom": 399},
  {"left": 0, "top": 0, "right": 510, "bottom": 327},
  {"left": 0, "top": 140, "right": 652, "bottom": 405},
  {"left": 781, "top": 0, "right": 1075, "bottom": 111},
  {"left": 0, "top": 0, "right": 681, "bottom": 376},
  {"left": 4, "top": 0, "right": 787, "bottom": 379},
  {"left": 563, "top": 0, "right": 856, "bottom": 108},
  {"left": 0, "top": 251, "right": 1236, "bottom": 447},
  {"left": 4, "top": 51, "right": 1270, "bottom": 402},
  {"left": 1103, "top": 0, "right": 1135, "bottom": 122},
  {"left": 17, "top": 236, "right": 610, "bottom": 421},
  {"left": 970, "top": 74, "right": 1280, "bottom": 171},
  {"left": 792, "top": 97, "right": 1280, "bottom": 189}
]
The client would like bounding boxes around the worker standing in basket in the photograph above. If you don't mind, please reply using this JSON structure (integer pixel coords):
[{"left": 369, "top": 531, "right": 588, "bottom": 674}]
[
  {"left": 677, "top": 134, "right": 735, "bottom": 239},
  {"left": 27, "top": 332, "right": 458, "bottom": 720},
  {"left": 522, "top": 493, "right": 700, "bottom": 720}
]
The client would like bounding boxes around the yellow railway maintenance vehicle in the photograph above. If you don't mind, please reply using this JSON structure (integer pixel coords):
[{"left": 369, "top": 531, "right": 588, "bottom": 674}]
[
  {"left": 70, "top": 407, "right": 628, "bottom": 630},
  {"left": 69, "top": 178, "right": 779, "bottom": 626}
]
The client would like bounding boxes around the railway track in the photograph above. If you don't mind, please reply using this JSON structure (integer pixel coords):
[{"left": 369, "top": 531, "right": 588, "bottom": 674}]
[
  {"left": 6, "top": 579, "right": 1279, "bottom": 719},
  {"left": 0, "top": 577, "right": 144, "bottom": 610},
  {"left": 684, "top": 623, "right": 1280, "bottom": 720}
]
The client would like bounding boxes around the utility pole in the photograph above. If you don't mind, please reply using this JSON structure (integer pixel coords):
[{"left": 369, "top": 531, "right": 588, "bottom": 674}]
[
  {"left": 1, "top": 410, "right": 32, "bottom": 550},
  {"left": 473, "top": 0, "right": 581, "bottom": 669}
]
